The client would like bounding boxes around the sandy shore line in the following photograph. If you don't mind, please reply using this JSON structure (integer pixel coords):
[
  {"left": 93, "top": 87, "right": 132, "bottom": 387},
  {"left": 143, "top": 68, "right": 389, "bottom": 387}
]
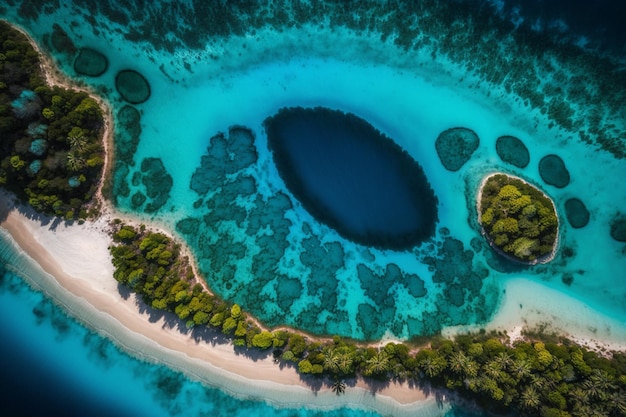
[
  {"left": 0, "top": 194, "right": 445, "bottom": 416},
  {"left": 2, "top": 19, "right": 623, "bottom": 416},
  {"left": 443, "top": 277, "right": 626, "bottom": 353},
  {"left": 0, "top": 22, "right": 444, "bottom": 414}
]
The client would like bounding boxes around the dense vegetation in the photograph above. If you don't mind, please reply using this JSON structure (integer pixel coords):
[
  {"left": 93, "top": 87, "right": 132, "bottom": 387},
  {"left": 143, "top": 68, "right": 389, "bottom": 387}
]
[
  {"left": 110, "top": 221, "right": 626, "bottom": 416},
  {"left": 0, "top": 21, "right": 104, "bottom": 220},
  {"left": 479, "top": 174, "right": 558, "bottom": 262}
]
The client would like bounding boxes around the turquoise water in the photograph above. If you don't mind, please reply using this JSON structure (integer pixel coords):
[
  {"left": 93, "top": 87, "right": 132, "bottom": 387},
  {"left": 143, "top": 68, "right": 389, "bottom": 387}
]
[{"left": 1, "top": 1, "right": 626, "bottom": 416}]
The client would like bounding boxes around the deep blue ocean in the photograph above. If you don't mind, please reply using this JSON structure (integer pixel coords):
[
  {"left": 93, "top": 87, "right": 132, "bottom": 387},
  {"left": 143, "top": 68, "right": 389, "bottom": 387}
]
[{"left": 1, "top": 1, "right": 626, "bottom": 416}]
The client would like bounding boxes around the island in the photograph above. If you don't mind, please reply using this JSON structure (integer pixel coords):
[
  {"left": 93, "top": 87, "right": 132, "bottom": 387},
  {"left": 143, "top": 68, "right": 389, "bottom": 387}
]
[
  {"left": 478, "top": 173, "right": 558, "bottom": 263},
  {"left": 1, "top": 14, "right": 626, "bottom": 417}
]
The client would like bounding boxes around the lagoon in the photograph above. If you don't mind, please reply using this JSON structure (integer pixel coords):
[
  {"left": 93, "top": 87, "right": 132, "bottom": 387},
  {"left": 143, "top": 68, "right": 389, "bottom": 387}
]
[{"left": 1, "top": 1, "right": 626, "bottom": 416}]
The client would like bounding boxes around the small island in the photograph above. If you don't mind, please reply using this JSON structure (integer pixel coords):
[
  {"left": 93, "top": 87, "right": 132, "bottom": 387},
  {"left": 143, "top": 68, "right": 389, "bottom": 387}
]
[{"left": 478, "top": 173, "right": 558, "bottom": 263}]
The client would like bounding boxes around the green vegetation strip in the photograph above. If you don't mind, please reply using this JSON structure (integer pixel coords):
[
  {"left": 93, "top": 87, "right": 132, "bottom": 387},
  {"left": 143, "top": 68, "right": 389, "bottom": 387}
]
[
  {"left": 110, "top": 221, "right": 626, "bottom": 416},
  {"left": 479, "top": 174, "right": 558, "bottom": 263}
]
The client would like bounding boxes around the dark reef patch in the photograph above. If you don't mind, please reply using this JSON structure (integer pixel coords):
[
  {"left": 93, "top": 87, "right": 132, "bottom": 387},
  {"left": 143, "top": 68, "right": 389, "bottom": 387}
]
[
  {"left": 138, "top": 157, "right": 172, "bottom": 213},
  {"left": 265, "top": 106, "right": 438, "bottom": 251},
  {"left": 177, "top": 123, "right": 496, "bottom": 339},
  {"left": 115, "top": 70, "right": 151, "bottom": 104},
  {"left": 190, "top": 126, "right": 257, "bottom": 195},
  {"left": 114, "top": 105, "right": 141, "bottom": 165},
  {"left": 74, "top": 48, "right": 108, "bottom": 77},
  {"left": 110, "top": 106, "right": 142, "bottom": 205},
  {"left": 539, "top": 154, "right": 570, "bottom": 188},
  {"left": 495, "top": 135, "right": 530, "bottom": 168},
  {"left": 49, "top": 24, "right": 76, "bottom": 56},
  {"left": 564, "top": 198, "right": 590, "bottom": 228},
  {"left": 435, "top": 127, "right": 480, "bottom": 171},
  {"left": 610, "top": 215, "right": 626, "bottom": 242},
  {"left": 131, "top": 191, "right": 146, "bottom": 209}
]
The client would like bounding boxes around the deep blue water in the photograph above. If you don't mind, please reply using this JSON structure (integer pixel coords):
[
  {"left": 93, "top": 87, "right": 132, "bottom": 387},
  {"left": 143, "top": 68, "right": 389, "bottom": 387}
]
[
  {"left": 1, "top": 1, "right": 626, "bottom": 416},
  {"left": 264, "top": 106, "right": 438, "bottom": 250}
]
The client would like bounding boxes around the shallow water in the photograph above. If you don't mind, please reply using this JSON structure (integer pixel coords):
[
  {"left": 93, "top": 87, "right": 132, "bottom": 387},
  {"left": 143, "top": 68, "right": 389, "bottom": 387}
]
[{"left": 1, "top": 1, "right": 626, "bottom": 416}]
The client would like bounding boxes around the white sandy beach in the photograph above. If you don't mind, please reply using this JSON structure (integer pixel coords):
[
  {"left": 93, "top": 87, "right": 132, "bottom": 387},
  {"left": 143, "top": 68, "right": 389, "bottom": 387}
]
[
  {"left": 443, "top": 276, "right": 626, "bottom": 353},
  {"left": 0, "top": 194, "right": 445, "bottom": 416},
  {"left": 2, "top": 18, "right": 626, "bottom": 417},
  {"left": 3, "top": 186, "right": 626, "bottom": 416}
]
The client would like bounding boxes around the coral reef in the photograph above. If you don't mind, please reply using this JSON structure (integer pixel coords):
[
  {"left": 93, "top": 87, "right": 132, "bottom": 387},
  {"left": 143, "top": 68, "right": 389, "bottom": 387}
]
[
  {"left": 495, "top": 135, "right": 530, "bottom": 168},
  {"left": 435, "top": 127, "right": 479, "bottom": 171},
  {"left": 538, "top": 154, "right": 570, "bottom": 188}
]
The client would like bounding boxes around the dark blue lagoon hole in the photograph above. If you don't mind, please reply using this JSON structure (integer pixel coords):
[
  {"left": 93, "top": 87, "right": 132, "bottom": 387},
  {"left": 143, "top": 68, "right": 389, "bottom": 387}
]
[{"left": 264, "top": 107, "right": 438, "bottom": 251}]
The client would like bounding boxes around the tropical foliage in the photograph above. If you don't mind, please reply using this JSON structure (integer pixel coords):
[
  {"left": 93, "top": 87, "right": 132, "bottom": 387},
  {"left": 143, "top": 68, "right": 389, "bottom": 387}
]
[
  {"left": 0, "top": 21, "right": 104, "bottom": 220},
  {"left": 479, "top": 174, "right": 558, "bottom": 262},
  {"left": 110, "top": 221, "right": 626, "bottom": 416}
]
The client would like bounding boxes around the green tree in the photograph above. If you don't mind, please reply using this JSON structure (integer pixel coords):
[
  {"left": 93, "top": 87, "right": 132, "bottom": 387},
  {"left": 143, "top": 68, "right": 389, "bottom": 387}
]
[
  {"left": 365, "top": 351, "right": 390, "bottom": 377},
  {"left": 66, "top": 150, "right": 85, "bottom": 171},
  {"left": 193, "top": 311, "right": 210, "bottom": 326},
  {"left": 222, "top": 317, "right": 237, "bottom": 334},
  {"left": 520, "top": 386, "right": 541, "bottom": 411},
  {"left": 251, "top": 331, "right": 274, "bottom": 349}
]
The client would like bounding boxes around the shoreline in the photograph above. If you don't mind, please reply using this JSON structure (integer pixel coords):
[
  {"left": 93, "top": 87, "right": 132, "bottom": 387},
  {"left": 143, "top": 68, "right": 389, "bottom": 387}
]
[
  {"left": 0, "top": 193, "right": 440, "bottom": 415},
  {"left": 475, "top": 172, "right": 560, "bottom": 265},
  {"left": 1, "top": 18, "right": 625, "bottom": 417},
  {"left": 3, "top": 22, "right": 443, "bottom": 412}
]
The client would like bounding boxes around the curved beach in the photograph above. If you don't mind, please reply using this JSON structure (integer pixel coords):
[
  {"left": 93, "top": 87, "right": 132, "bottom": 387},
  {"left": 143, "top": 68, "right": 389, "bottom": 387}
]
[
  {"left": 0, "top": 194, "right": 443, "bottom": 416},
  {"left": 2, "top": 6, "right": 626, "bottom": 416}
]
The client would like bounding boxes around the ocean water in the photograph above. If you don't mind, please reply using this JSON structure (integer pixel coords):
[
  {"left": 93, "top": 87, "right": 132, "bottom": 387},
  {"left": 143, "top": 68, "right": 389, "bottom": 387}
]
[
  {"left": 0, "top": 234, "right": 394, "bottom": 417},
  {"left": 1, "top": 1, "right": 626, "bottom": 416}
]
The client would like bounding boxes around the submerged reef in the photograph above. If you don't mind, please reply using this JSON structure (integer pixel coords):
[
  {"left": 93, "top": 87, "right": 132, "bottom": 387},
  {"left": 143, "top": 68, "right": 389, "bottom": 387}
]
[
  {"left": 435, "top": 127, "right": 479, "bottom": 171},
  {"left": 137, "top": 157, "right": 172, "bottom": 213},
  {"left": 495, "top": 135, "right": 530, "bottom": 168},
  {"left": 538, "top": 154, "right": 570, "bottom": 188},
  {"left": 115, "top": 70, "right": 151, "bottom": 104},
  {"left": 74, "top": 47, "right": 108, "bottom": 77},
  {"left": 564, "top": 198, "right": 590, "bottom": 228},
  {"left": 610, "top": 215, "right": 626, "bottom": 242},
  {"left": 478, "top": 174, "right": 558, "bottom": 263},
  {"left": 177, "top": 124, "right": 493, "bottom": 339},
  {"left": 47, "top": 23, "right": 76, "bottom": 57},
  {"left": 264, "top": 106, "right": 438, "bottom": 251},
  {"left": 109, "top": 106, "right": 142, "bottom": 205}
]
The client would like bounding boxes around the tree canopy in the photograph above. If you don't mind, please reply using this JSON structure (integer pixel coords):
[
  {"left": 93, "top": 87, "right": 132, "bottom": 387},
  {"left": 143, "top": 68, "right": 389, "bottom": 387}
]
[
  {"left": 0, "top": 21, "right": 105, "bottom": 220},
  {"left": 109, "top": 220, "right": 626, "bottom": 416},
  {"left": 479, "top": 174, "right": 558, "bottom": 262}
]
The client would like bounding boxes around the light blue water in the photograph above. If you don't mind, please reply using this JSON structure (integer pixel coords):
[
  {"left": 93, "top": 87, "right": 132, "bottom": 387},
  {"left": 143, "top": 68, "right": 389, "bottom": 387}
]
[
  {"left": 1, "top": 1, "right": 625, "bottom": 416},
  {"left": 0, "top": 243, "right": 391, "bottom": 417}
]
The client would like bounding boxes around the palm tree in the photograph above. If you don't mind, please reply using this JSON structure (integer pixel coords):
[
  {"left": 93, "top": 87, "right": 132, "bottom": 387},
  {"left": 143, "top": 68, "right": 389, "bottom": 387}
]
[
  {"left": 583, "top": 370, "right": 614, "bottom": 400},
  {"left": 420, "top": 357, "right": 435, "bottom": 378},
  {"left": 449, "top": 351, "right": 469, "bottom": 375},
  {"left": 67, "top": 130, "right": 87, "bottom": 152},
  {"left": 483, "top": 360, "right": 504, "bottom": 381},
  {"left": 337, "top": 353, "right": 353, "bottom": 375},
  {"left": 511, "top": 358, "right": 532, "bottom": 381},
  {"left": 331, "top": 379, "right": 346, "bottom": 395},
  {"left": 66, "top": 151, "right": 86, "bottom": 172},
  {"left": 519, "top": 386, "right": 541, "bottom": 410},
  {"left": 323, "top": 350, "right": 353, "bottom": 376},
  {"left": 366, "top": 351, "right": 390, "bottom": 376},
  {"left": 568, "top": 387, "right": 590, "bottom": 408},
  {"left": 323, "top": 350, "right": 341, "bottom": 374},
  {"left": 494, "top": 351, "right": 513, "bottom": 369},
  {"left": 449, "top": 351, "right": 478, "bottom": 378},
  {"left": 608, "top": 390, "right": 626, "bottom": 416}
]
